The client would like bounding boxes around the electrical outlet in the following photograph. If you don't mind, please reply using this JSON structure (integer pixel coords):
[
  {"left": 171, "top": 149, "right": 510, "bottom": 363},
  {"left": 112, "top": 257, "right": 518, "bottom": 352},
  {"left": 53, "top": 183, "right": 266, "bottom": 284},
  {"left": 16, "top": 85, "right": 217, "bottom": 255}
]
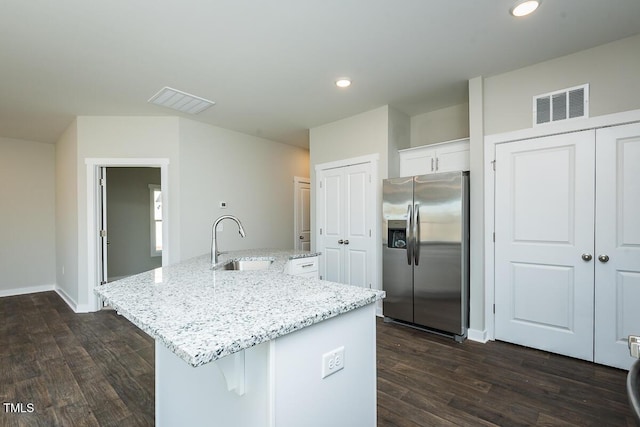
[
  {"left": 630, "top": 335, "right": 640, "bottom": 359},
  {"left": 321, "top": 346, "right": 345, "bottom": 379}
]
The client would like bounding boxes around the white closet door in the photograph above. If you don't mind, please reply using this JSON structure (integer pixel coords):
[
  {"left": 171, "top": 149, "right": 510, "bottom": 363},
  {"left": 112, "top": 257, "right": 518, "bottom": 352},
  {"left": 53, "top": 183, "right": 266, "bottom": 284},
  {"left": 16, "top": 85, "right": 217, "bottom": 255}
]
[
  {"left": 343, "top": 163, "right": 371, "bottom": 288},
  {"left": 494, "top": 131, "right": 596, "bottom": 361},
  {"left": 594, "top": 122, "right": 640, "bottom": 370},
  {"left": 318, "top": 168, "right": 344, "bottom": 283},
  {"left": 317, "top": 161, "right": 373, "bottom": 287}
]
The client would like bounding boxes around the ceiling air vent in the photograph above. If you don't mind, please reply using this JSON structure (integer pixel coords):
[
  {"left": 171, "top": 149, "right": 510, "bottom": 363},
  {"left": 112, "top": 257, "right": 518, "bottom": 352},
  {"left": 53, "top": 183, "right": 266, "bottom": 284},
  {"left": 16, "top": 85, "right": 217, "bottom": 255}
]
[
  {"left": 148, "top": 87, "right": 215, "bottom": 115},
  {"left": 533, "top": 84, "right": 589, "bottom": 126}
]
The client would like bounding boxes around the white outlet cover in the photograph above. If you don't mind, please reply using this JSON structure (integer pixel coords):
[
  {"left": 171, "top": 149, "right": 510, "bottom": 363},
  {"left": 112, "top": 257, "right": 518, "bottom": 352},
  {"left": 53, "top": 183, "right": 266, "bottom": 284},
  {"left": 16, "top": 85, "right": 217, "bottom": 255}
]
[{"left": 321, "top": 346, "right": 345, "bottom": 379}]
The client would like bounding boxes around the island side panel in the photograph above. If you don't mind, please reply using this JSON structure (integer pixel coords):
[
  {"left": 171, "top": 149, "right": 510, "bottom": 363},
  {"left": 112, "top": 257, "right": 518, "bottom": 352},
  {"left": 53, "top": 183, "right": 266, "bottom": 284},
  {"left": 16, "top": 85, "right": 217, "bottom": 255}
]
[
  {"left": 155, "top": 341, "right": 271, "bottom": 427},
  {"left": 270, "top": 303, "right": 377, "bottom": 427}
]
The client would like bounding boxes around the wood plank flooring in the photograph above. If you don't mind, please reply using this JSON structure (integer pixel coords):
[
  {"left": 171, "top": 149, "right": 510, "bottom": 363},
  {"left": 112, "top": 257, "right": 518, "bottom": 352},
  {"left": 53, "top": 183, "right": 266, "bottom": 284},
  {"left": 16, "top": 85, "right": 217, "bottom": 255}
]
[
  {"left": 0, "top": 292, "right": 154, "bottom": 426},
  {"left": 377, "top": 320, "right": 635, "bottom": 426},
  {"left": 1, "top": 292, "right": 635, "bottom": 426}
]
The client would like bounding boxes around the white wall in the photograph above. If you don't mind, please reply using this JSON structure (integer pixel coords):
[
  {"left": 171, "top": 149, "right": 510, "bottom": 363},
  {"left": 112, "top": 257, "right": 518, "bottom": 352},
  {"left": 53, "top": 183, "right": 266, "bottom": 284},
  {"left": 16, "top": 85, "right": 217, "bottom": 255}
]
[
  {"left": 0, "top": 137, "right": 56, "bottom": 295},
  {"left": 410, "top": 103, "right": 469, "bottom": 148},
  {"left": 106, "top": 167, "right": 162, "bottom": 279},
  {"left": 387, "top": 106, "right": 411, "bottom": 179},
  {"left": 54, "top": 115, "right": 308, "bottom": 310},
  {"left": 74, "top": 116, "right": 181, "bottom": 308},
  {"left": 309, "top": 105, "right": 391, "bottom": 252},
  {"left": 55, "top": 121, "right": 79, "bottom": 303},
  {"left": 177, "top": 118, "right": 309, "bottom": 260},
  {"left": 484, "top": 33, "right": 640, "bottom": 135}
]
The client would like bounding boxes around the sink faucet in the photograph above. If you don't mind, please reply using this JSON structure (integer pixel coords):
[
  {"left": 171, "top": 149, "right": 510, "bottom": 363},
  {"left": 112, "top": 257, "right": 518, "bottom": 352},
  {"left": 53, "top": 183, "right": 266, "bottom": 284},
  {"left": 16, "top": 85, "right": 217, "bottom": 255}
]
[{"left": 211, "top": 215, "right": 246, "bottom": 266}]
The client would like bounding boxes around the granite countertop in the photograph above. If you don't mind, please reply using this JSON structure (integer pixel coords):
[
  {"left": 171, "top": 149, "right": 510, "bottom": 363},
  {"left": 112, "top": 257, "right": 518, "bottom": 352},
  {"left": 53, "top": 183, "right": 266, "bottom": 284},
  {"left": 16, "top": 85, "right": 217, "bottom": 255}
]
[{"left": 95, "top": 249, "right": 385, "bottom": 367}]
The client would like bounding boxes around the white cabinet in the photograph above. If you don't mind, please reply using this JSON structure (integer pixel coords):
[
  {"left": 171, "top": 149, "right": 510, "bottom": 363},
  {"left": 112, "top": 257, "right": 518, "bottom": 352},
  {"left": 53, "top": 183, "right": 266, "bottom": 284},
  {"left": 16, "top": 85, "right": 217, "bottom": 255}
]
[
  {"left": 316, "top": 161, "right": 375, "bottom": 288},
  {"left": 399, "top": 138, "right": 469, "bottom": 177},
  {"left": 286, "top": 256, "right": 318, "bottom": 279}
]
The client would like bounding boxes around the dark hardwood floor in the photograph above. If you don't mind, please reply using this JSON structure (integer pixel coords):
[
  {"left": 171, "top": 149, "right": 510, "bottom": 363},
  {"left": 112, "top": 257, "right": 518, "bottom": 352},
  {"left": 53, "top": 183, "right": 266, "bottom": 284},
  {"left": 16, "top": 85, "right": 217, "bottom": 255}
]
[
  {"left": 1, "top": 292, "right": 635, "bottom": 426},
  {"left": 0, "top": 292, "right": 154, "bottom": 426},
  {"left": 377, "top": 320, "right": 635, "bottom": 426}
]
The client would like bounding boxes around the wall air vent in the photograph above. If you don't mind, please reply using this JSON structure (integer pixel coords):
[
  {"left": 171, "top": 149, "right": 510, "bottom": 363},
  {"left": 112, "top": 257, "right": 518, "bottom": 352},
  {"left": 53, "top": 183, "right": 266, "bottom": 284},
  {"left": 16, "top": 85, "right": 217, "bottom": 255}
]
[
  {"left": 148, "top": 87, "right": 215, "bottom": 115},
  {"left": 533, "top": 84, "right": 589, "bottom": 126}
]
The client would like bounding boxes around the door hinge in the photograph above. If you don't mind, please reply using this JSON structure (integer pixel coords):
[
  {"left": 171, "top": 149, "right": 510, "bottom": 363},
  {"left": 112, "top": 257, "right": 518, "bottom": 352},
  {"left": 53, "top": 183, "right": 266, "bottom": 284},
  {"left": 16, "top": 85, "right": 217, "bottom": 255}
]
[
  {"left": 99, "top": 178, "right": 106, "bottom": 186},
  {"left": 493, "top": 304, "right": 496, "bottom": 314},
  {"left": 319, "top": 181, "right": 323, "bottom": 189},
  {"left": 369, "top": 229, "right": 372, "bottom": 237},
  {"left": 320, "top": 228, "right": 323, "bottom": 235},
  {"left": 493, "top": 232, "right": 495, "bottom": 242},
  {"left": 100, "top": 229, "right": 107, "bottom": 237},
  {"left": 491, "top": 160, "right": 496, "bottom": 171},
  {"left": 369, "top": 174, "right": 372, "bottom": 183}
]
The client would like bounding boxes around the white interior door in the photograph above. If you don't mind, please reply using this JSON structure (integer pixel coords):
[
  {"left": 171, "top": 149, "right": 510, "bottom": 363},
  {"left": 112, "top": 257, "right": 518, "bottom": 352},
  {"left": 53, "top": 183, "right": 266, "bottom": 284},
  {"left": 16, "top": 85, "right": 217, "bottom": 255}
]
[
  {"left": 294, "top": 178, "right": 311, "bottom": 251},
  {"left": 318, "top": 168, "right": 344, "bottom": 283},
  {"left": 594, "top": 122, "right": 640, "bottom": 370},
  {"left": 99, "top": 167, "right": 108, "bottom": 286},
  {"left": 343, "top": 163, "right": 372, "bottom": 288},
  {"left": 494, "top": 131, "right": 596, "bottom": 361},
  {"left": 317, "top": 161, "right": 373, "bottom": 287}
]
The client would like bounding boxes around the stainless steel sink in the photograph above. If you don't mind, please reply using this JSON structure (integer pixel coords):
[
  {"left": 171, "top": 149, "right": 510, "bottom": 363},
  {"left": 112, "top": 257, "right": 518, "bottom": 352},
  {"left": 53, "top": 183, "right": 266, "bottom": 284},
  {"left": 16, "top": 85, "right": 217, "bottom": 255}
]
[{"left": 219, "top": 259, "right": 273, "bottom": 271}]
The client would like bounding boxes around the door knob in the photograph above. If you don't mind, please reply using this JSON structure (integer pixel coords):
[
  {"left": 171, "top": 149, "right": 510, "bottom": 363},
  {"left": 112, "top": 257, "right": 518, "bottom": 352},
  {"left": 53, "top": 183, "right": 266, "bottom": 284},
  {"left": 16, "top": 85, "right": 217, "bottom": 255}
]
[
  {"left": 299, "top": 235, "right": 304, "bottom": 240},
  {"left": 343, "top": 240, "right": 349, "bottom": 245},
  {"left": 598, "top": 254, "right": 610, "bottom": 263},
  {"left": 338, "top": 239, "right": 344, "bottom": 244},
  {"left": 581, "top": 253, "right": 593, "bottom": 261}
]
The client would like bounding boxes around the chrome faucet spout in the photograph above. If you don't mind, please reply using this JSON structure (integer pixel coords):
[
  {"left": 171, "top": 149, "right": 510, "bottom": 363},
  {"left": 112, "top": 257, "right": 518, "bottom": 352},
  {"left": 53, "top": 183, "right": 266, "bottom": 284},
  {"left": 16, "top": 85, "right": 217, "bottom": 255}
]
[{"left": 211, "top": 215, "right": 246, "bottom": 266}]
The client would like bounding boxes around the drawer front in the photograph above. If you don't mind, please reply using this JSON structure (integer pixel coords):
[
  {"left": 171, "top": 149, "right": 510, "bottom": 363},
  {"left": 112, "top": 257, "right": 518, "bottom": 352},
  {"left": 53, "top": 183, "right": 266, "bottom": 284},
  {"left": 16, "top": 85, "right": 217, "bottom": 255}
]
[
  {"left": 297, "top": 271, "right": 319, "bottom": 280},
  {"left": 288, "top": 257, "right": 318, "bottom": 275}
]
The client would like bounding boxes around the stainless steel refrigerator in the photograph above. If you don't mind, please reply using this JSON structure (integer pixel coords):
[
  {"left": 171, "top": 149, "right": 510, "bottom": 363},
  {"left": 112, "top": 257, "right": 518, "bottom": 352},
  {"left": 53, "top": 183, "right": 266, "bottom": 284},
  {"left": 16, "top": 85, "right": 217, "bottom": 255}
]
[{"left": 382, "top": 171, "right": 469, "bottom": 341}]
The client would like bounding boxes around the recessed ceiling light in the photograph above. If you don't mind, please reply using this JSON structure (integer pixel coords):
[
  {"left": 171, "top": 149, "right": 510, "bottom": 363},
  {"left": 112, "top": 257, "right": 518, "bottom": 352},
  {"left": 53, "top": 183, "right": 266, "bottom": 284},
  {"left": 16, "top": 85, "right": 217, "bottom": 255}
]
[
  {"left": 335, "top": 78, "right": 352, "bottom": 88},
  {"left": 148, "top": 87, "right": 215, "bottom": 115},
  {"left": 510, "top": 0, "right": 540, "bottom": 17}
]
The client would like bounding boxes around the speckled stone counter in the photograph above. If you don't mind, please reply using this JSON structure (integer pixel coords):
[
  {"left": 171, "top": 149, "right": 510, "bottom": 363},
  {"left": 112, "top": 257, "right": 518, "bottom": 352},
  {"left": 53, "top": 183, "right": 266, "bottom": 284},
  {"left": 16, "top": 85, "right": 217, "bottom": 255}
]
[{"left": 95, "top": 249, "right": 384, "bottom": 367}]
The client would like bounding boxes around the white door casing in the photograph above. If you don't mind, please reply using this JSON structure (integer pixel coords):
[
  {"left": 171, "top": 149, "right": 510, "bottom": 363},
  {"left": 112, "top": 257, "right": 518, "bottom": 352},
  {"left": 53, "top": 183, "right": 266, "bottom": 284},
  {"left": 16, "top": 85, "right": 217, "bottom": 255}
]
[
  {"left": 594, "top": 122, "right": 640, "bottom": 370},
  {"left": 316, "top": 159, "right": 375, "bottom": 288},
  {"left": 85, "top": 158, "right": 170, "bottom": 312},
  {"left": 294, "top": 177, "right": 311, "bottom": 251},
  {"left": 494, "top": 131, "right": 596, "bottom": 361}
]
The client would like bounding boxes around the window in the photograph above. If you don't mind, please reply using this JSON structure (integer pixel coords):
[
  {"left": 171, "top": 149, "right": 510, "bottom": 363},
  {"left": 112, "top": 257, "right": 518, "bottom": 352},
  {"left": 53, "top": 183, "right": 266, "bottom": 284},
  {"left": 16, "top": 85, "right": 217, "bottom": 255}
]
[{"left": 149, "top": 185, "right": 162, "bottom": 256}]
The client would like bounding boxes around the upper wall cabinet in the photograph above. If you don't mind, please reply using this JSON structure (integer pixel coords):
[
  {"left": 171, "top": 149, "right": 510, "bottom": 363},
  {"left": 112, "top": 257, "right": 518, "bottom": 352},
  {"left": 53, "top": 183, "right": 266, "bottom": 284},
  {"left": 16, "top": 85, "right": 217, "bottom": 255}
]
[{"left": 399, "top": 138, "right": 469, "bottom": 177}]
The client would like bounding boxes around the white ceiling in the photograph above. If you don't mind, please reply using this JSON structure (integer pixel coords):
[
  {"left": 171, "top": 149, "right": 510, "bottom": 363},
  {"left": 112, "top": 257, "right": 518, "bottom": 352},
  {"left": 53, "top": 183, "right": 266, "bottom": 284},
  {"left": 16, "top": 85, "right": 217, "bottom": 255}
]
[{"left": 2, "top": 1, "right": 639, "bottom": 148}]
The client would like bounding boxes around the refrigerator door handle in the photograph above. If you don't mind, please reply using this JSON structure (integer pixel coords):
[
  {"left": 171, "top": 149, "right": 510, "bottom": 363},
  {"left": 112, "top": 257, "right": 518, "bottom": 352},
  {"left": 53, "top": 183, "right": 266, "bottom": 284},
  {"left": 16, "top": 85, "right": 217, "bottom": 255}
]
[
  {"left": 414, "top": 203, "right": 420, "bottom": 265},
  {"left": 406, "top": 204, "right": 413, "bottom": 265}
]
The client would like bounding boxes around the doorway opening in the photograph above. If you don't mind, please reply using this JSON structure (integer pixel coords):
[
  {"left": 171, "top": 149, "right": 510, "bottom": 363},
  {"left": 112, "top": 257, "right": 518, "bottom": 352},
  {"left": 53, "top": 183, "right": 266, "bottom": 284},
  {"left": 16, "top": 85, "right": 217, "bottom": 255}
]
[
  {"left": 293, "top": 177, "right": 310, "bottom": 251},
  {"left": 86, "top": 158, "right": 170, "bottom": 312},
  {"left": 103, "top": 167, "right": 162, "bottom": 283}
]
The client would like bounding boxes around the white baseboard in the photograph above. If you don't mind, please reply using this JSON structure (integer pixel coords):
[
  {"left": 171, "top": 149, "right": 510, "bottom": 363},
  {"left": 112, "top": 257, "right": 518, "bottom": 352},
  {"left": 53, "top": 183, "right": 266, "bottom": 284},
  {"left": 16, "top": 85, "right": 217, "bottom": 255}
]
[
  {"left": 54, "top": 286, "right": 79, "bottom": 311},
  {"left": 0, "top": 284, "right": 55, "bottom": 298},
  {"left": 467, "top": 328, "right": 489, "bottom": 343},
  {"left": 55, "top": 287, "right": 95, "bottom": 313}
]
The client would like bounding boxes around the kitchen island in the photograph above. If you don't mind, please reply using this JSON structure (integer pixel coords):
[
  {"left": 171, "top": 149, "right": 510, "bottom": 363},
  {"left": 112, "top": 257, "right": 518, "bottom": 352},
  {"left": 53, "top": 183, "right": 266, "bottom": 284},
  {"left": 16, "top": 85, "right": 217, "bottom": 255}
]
[{"left": 95, "top": 249, "right": 384, "bottom": 427}]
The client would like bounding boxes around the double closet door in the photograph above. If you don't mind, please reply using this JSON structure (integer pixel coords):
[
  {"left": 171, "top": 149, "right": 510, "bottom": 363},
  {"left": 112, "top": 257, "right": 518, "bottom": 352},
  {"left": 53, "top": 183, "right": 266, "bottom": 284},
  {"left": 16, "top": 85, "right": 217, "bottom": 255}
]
[
  {"left": 494, "top": 122, "right": 640, "bottom": 370},
  {"left": 316, "top": 161, "right": 375, "bottom": 288}
]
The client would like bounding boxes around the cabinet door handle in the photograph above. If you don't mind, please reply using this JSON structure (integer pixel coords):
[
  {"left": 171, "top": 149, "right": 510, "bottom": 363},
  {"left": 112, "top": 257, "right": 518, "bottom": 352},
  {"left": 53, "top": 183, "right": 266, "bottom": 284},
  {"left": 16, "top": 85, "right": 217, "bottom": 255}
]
[
  {"left": 338, "top": 239, "right": 344, "bottom": 245},
  {"left": 301, "top": 263, "right": 314, "bottom": 268},
  {"left": 430, "top": 158, "right": 434, "bottom": 172},
  {"left": 598, "top": 254, "right": 610, "bottom": 263},
  {"left": 435, "top": 157, "right": 439, "bottom": 171}
]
